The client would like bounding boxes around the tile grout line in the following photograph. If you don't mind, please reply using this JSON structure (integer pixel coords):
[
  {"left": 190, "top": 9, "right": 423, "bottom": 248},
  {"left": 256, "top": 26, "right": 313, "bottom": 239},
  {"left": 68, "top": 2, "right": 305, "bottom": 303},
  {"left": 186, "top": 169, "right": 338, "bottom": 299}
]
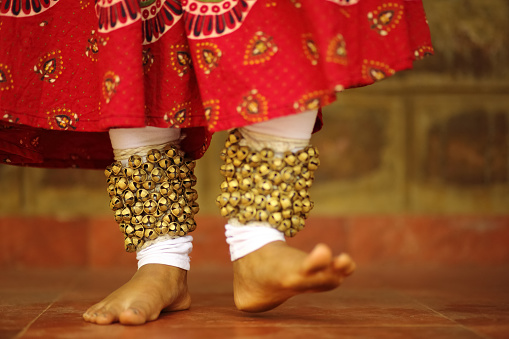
[
  {"left": 14, "top": 301, "right": 56, "bottom": 339},
  {"left": 407, "top": 295, "right": 493, "bottom": 339}
]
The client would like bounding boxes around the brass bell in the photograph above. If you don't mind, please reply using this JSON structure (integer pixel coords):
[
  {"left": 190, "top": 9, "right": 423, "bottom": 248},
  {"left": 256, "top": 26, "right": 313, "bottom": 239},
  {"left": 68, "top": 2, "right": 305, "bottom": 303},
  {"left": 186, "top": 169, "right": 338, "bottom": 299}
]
[
  {"left": 142, "top": 162, "right": 155, "bottom": 173},
  {"left": 132, "top": 169, "right": 147, "bottom": 183},
  {"left": 111, "top": 162, "right": 123, "bottom": 175},
  {"left": 116, "top": 177, "right": 129, "bottom": 191},
  {"left": 219, "top": 148, "right": 227, "bottom": 161},
  {"left": 240, "top": 164, "right": 252, "bottom": 177},
  {"left": 177, "top": 213, "right": 188, "bottom": 223},
  {"left": 151, "top": 167, "right": 166, "bottom": 183},
  {"left": 301, "top": 168, "right": 312, "bottom": 180},
  {"left": 280, "top": 219, "right": 292, "bottom": 231},
  {"left": 179, "top": 164, "right": 190, "bottom": 179},
  {"left": 131, "top": 214, "right": 143, "bottom": 225},
  {"left": 131, "top": 237, "right": 144, "bottom": 249},
  {"left": 295, "top": 178, "right": 307, "bottom": 191},
  {"left": 279, "top": 182, "right": 292, "bottom": 193},
  {"left": 144, "top": 228, "right": 158, "bottom": 240},
  {"left": 270, "top": 190, "right": 282, "bottom": 200},
  {"left": 184, "top": 188, "right": 198, "bottom": 201},
  {"left": 107, "top": 184, "right": 116, "bottom": 197},
  {"left": 143, "top": 199, "right": 158, "bottom": 214},
  {"left": 168, "top": 221, "right": 180, "bottom": 233},
  {"left": 104, "top": 165, "right": 113, "bottom": 178},
  {"left": 308, "top": 157, "right": 320, "bottom": 171},
  {"left": 123, "top": 167, "right": 134, "bottom": 178},
  {"left": 153, "top": 208, "right": 163, "bottom": 219},
  {"left": 280, "top": 196, "right": 292, "bottom": 210},
  {"left": 266, "top": 197, "right": 281, "bottom": 212},
  {"left": 109, "top": 196, "right": 123, "bottom": 210},
  {"left": 239, "top": 177, "right": 254, "bottom": 191},
  {"left": 237, "top": 214, "right": 247, "bottom": 224},
  {"left": 291, "top": 215, "right": 303, "bottom": 228},
  {"left": 267, "top": 171, "right": 282, "bottom": 185},
  {"left": 229, "top": 191, "right": 241, "bottom": 206},
  {"left": 257, "top": 163, "right": 270, "bottom": 176},
  {"left": 258, "top": 180, "right": 273, "bottom": 195},
  {"left": 307, "top": 146, "right": 318, "bottom": 158},
  {"left": 115, "top": 187, "right": 124, "bottom": 196},
  {"left": 247, "top": 153, "right": 261, "bottom": 167},
  {"left": 158, "top": 196, "right": 170, "bottom": 212},
  {"left": 185, "top": 160, "right": 196, "bottom": 171},
  {"left": 301, "top": 198, "right": 312, "bottom": 213},
  {"left": 177, "top": 197, "right": 186, "bottom": 207},
  {"left": 244, "top": 205, "right": 256, "bottom": 220},
  {"left": 285, "top": 228, "right": 297, "bottom": 237},
  {"left": 142, "top": 180, "right": 156, "bottom": 190},
  {"left": 170, "top": 179, "right": 182, "bottom": 191},
  {"left": 292, "top": 165, "right": 302, "bottom": 176},
  {"left": 106, "top": 176, "right": 118, "bottom": 186},
  {"left": 281, "top": 167, "right": 294, "bottom": 183},
  {"left": 114, "top": 209, "right": 123, "bottom": 223},
  {"left": 260, "top": 148, "right": 275, "bottom": 161},
  {"left": 171, "top": 203, "right": 183, "bottom": 217},
  {"left": 128, "top": 181, "right": 140, "bottom": 192},
  {"left": 165, "top": 147, "right": 178, "bottom": 158},
  {"left": 256, "top": 209, "right": 269, "bottom": 222},
  {"left": 128, "top": 155, "right": 143, "bottom": 169},
  {"left": 220, "top": 163, "right": 235, "bottom": 178},
  {"left": 287, "top": 190, "right": 298, "bottom": 201},
  {"left": 186, "top": 219, "right": 196, "bottom": 232},
  {"left": 252, "top": 173, "right": 263, "bottom": 184},
  {"left": 270, "top": 158, "right": 285, "bottom": 171},
  {"left": 182, "top": 178, "right": 193, "bottom": 188},
  {"left": 158, "top": 158, "right": 171, "bottom": 169},
  {"left": 237, "top": 146, "right": 249, "bottom": 161},
  {"left": 149, "top": 192, "right": 161, "bottom": 201},
  {"left": 293, "top": 200, "right": 303, "bottom": 213},
  {"left": 134, "top": 225, "right": 145, "bottom": 238},
  {"left": 179, "top": 222, "right": 189, "bottom": 236},
  {"left": 160, "top": 182, "right": 172, "bottom": 196},
  {"left": 227, "top": 144, "right": 239, "bottom": 158},
  {"left": 298, "top": 189, "right": 308, "bottom": 198},
  {"left": 147, "top": 149, "right": 162, "bottom": 163},
  {"left": 268, "top": 212, "right": 282, "bottom": 226},
  {"left": 297, "top": 149, "right": 309, "bottom": 163},
  {"left": 227, "top": 179, "right": 239, "bottom": 193},
  {"left": 119, "top": 223, "right": 126, "bottom": 234},
  {"left": 283, "top": 152, "right": 297, "bottom": 166},
  {"left": 190, "top": 201, "right": 200, "bottom": 214},
  {"left": 124, "top": 237, "right": 136, "bottom": 252},
  {"left": 254, "top": 195, "right": 267, "bottom": 209},
  {"left": 163, "top": 214, "right": 175, "bottom": 224},
  {"left": 228, "top": 129, "right": 242, "bottom": 144},
  {"left": 173, "top": 155, "right": 184, "bottom": 166},
  {"left": 121, "top": 207, "right": 131, "bottom": 222},
  {"left": 281, "top": 208, "right": 293, "bottom": 219},
  {"left": 142, "top": 215, "right": 156, "bottom": 228},
  {"left": 136, "top": 189, "right": 150, "bottom": 202},
  {"left": 132, "top": 201, "right": 144, "bottom": 215},
  {"left": 240, "top": 191, "right": 254, "bottom": 205},
  {"left": 277, "top": 223, "right": 289, "bottom": 232},
  {"left": 167, "top": 191, "right": 178, "bottom": 202},
  {"left": 124, "top": 225, "right": 136, "bottom": 237},
  {"left": 167, "top": 165, "right": 180, "bottom": 180},
  {"left": 155, "top": 220, "right": 169, "bottom": 235}
]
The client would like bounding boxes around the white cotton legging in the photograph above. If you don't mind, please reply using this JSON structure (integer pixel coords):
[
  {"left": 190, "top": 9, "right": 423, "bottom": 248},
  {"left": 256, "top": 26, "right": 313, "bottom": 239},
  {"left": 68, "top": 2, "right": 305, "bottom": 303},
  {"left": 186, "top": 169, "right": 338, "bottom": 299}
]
[{"left": 108, "top": 109, "right": 318, "bottom": 267}]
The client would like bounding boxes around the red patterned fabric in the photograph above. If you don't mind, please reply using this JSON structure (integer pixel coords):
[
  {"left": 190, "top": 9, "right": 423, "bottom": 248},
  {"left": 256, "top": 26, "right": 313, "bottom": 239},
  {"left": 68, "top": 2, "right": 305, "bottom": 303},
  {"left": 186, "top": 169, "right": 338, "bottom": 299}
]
[{"left": 0, "top": 0, "right": 433, "bottom": 168}]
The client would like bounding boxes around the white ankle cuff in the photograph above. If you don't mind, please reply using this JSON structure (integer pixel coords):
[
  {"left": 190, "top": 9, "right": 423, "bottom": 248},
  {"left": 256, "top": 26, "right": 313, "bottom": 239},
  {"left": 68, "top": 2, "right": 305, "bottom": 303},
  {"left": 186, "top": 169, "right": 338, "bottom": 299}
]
[
  {"left": 136, "top": 236, "right": 193, "bottom": 270},
  {"left": 225, "top": 223, "right": 285, "bottom": 261}
]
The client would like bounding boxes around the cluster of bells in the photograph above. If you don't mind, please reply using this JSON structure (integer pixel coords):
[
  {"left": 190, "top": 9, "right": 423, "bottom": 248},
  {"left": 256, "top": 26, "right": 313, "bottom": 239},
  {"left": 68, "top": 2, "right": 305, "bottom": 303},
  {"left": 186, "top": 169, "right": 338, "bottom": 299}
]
[
  {"left": 216, "top": 130, "right": 319, "bottom": 237},
  {"left": 105, "top": 146, "right": 199, "bottom": 252}
]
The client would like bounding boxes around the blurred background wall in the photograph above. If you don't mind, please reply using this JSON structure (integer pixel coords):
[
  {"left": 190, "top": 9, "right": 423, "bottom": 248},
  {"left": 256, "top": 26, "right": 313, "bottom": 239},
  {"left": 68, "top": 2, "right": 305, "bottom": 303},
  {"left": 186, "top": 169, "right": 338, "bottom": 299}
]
[{"left": 1, "top": 0, "right": 508, "bottom": 268}]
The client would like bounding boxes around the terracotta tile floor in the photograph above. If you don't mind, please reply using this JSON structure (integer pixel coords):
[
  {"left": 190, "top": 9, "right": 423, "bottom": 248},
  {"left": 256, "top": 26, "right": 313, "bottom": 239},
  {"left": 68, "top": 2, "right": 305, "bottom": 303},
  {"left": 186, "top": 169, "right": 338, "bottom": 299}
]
[{"left": 1, "top": 264, "right": 508, "bottom": 339}]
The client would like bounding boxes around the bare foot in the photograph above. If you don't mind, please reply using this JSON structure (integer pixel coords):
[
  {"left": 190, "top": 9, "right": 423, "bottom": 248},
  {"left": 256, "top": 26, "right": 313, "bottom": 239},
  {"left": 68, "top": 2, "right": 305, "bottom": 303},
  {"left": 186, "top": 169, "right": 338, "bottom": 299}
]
[
  {"left": 82, "top": 264, "right": 191, "bottom": 325},
  {"left": 233, "top": 241, "right": 356, "bottom": 312}
]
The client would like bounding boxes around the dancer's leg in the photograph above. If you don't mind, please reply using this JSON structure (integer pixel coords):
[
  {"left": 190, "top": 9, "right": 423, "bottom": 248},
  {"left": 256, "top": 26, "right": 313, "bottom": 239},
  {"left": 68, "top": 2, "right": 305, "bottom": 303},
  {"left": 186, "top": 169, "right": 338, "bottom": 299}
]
[
  {"left": 83, "top": 127, "right": 196, "bottom": 325},
  {"left": 219, "top": 111, "right": 356, "bottom": 312}
]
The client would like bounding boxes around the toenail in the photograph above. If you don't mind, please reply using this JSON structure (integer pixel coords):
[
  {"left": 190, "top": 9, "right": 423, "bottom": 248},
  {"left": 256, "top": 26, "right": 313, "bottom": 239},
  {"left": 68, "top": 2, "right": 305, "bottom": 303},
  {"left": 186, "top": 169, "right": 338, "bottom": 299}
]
[{"left": 131, "top": 308, "right": 139, "bottom": 315}]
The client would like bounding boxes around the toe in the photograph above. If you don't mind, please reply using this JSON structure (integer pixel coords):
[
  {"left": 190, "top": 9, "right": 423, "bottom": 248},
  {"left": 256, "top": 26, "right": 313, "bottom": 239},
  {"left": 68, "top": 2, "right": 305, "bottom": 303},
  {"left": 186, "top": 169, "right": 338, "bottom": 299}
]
[
  {"left": 301, "top": 244, "right": 333, "bottom": 274},
  {"left": 119, "top": 307, "right": 150, "bottom": 325},
  {"left": 333, "top": 253, "right": 356, "bottom": 276}
]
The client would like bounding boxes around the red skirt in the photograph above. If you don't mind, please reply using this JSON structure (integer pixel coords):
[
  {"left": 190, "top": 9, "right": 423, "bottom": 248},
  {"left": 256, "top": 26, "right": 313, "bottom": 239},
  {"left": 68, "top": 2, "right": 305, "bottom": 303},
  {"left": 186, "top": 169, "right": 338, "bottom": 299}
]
[{"left": 0, "top": 0, "right": 433, "bottom": 168}]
